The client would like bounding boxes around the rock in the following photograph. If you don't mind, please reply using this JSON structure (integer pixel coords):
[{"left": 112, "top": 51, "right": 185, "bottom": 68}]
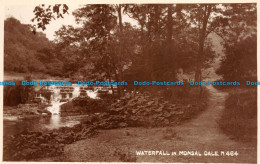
[{"left": 119, "top": 122, "right": 127, "bottom": 127}]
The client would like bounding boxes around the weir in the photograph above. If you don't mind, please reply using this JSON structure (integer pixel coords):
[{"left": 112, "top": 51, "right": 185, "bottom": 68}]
[{"left": 34, "top": 84, "right": 116, "bottom": 115}]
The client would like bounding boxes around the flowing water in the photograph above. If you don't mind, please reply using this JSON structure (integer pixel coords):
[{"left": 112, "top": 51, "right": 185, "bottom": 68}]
[{"left": 3, "top": 84, "right": 101, "bottom": 137}]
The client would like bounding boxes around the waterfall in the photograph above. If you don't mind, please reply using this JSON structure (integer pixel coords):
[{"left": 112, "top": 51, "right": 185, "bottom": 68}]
[
  {"left": 47, "top": 87, "right": 63, "bottom": 114},
  {"left": 72, "top": 84, "right": 80, "bottom": 98},
  {"left": 86, "top": 89, "right": 98, "bottom": 99},
  {"left": 46, "top": 84, "right": 82, "bottom": 114},
  {"left": 44, "top": 84, "right": 106, "bottom": 114}
]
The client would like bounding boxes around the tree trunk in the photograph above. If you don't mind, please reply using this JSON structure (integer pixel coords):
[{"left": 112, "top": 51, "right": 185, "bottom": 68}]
[
  {"left": 166, "top": 5, "right": 176, "bottom": 80},
  {"left": 195, "top": 5, "right": 212, "bottom": 82},
  {"left": 117, "top": 4, "right": 124, "bottom": 97}
]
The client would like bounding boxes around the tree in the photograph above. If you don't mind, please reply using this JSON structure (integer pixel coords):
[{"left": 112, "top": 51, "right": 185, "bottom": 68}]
[
  {"left": 31, "top": 4, "right": 69, "bottom": 32},
  {"left": 30, "top": 3, "right": 256, "bottom": 93},
  {"left": 215, "top": 4, "right": 257, "bottom": 82},
  {"left": 216, "top": 34, "right": 256, "bottom": 82},
  {"left": 32, "top": 4, "right": 140, "bottom": 96},
  {"left": 4, "top": 17, "right": 60, "bottom": 74}
]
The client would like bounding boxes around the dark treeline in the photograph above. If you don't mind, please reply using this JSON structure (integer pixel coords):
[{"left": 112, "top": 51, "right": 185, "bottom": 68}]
[{"left": 4, "top": 4, "right": 257, "bottom": 96}]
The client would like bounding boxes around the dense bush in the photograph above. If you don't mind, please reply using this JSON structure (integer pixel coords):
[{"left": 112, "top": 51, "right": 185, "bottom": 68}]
[
  {"left": 216, "top": 35, "right": 257, "bottom": 83},
  {"left": 60, "top": 97, "right": 111, "bottom": 116},
  {"left": 219, "top": 88, "right": 257, "bottom": 142}
]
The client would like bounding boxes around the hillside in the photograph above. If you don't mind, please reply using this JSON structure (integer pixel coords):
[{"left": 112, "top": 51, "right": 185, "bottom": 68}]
[{"left": 4, "top": 17, "right": 63, "bottom": 76}]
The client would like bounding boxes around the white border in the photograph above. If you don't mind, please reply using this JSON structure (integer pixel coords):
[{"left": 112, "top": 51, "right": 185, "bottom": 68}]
[{"left": 0, "top": 0, "right": 259, "bottom": 164}]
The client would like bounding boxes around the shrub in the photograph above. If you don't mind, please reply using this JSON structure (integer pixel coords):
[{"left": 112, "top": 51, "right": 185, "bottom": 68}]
[{"left": 219, "top": 88, "right": 257, "bottom": 142}]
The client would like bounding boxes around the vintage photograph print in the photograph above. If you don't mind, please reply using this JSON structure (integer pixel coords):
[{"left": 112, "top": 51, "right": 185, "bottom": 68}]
[{"left": 2, "top": 2, "right": 257, "bottom": 163}]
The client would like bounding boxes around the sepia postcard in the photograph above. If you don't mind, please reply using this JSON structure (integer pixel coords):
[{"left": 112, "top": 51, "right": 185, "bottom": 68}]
[{"left": 0, "top": 0, "right": 259, "bottom": 163}]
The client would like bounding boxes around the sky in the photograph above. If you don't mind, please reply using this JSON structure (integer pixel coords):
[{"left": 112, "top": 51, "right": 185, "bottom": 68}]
[
  {"left": 5, "top": 4, "right": 81, "bottom": 40},
  {"left": 4, "top": 4, "right": 138, "bottom": 41}
]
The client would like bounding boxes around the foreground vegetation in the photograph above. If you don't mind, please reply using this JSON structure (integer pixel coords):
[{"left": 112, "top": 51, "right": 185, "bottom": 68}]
[
  {"left": 34, "top": 86, "right": 256, "bottom": 163},
  {"left": 218, "top": 88, "right": 257, "bottom": 143},
  {"left": 3, "top": 86, "right": 208, "bottom": 161}
]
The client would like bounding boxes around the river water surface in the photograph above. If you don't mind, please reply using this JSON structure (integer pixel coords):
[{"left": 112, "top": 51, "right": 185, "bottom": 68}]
[{"left": 3, "top": 114, "right": 89, "bottom": 137}]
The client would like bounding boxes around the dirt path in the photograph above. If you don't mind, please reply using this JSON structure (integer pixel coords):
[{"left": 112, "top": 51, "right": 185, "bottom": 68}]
[{"left": 58, "top": 86, "right": 256, "bottom": 163}]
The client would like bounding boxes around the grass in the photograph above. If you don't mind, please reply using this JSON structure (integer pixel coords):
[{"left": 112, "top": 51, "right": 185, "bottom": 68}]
[
  {"left": 114, "top": 147, "right": 137, "bottom": 162},
  {"left": 162, "top": 128, "right": 177, "bottom": 140},
  {"left": 218, "top": 88, "right": 257, "bottom": 143}
]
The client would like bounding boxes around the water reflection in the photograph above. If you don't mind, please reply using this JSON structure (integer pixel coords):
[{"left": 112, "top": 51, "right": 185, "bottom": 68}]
[
  {"left": 3, "top": 115, "right": 88, "bottom": 137},
  {"left": 47, "top": 114, "right": 60, "bottom": 129}
]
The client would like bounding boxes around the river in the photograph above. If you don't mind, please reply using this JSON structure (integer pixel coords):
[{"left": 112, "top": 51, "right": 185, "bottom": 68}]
[
  {"left": 3, "top": 114, "right": 88, "bottom": 137},
  {"left": 3, "top": 84, "right": 102, "bottom": 137}
]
